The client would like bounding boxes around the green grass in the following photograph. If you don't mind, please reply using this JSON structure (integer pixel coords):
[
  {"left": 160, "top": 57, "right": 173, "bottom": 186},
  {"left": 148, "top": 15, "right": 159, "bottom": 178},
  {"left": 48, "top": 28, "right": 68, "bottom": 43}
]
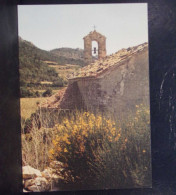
[{"left": 49, "top": 64, "right": 81, "bottom": 80}]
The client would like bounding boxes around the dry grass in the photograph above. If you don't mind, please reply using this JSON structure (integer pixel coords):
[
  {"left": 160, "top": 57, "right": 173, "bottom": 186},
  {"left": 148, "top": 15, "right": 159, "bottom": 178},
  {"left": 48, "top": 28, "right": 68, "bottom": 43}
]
[
  {"left": 20, "top": 89, "right": 60, "bottom": 119},
  {"left": 21, "top": 110, "right": 57, "bottom": 170},
  {"left": 20, "top": 97, "right": 46, "bottom": 119}
]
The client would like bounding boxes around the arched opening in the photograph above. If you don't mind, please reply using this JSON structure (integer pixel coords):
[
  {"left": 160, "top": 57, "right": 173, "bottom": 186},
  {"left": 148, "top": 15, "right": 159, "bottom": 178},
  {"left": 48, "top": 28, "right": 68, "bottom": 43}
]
[
  {"left": 83, "top": 31, "right": 106, "bottom": 64},
  {"left": 92, "top": 41, "right": 98, "bottom": 59}
]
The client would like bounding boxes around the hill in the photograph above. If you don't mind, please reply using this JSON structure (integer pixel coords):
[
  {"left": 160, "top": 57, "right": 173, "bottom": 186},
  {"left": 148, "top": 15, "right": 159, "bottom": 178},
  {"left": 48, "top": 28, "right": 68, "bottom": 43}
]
[
  {"left": 19, "top": 37, "right": 65, "bottom": 97},
  {"left": 19, "top": 37, "right": 61, "bottom": 63},
  {"left": 50, "top": 48, "right": 85, "bottom": 66},
  {"left": 19, "top": 37, "right": 86, "bottom": 97},
  {"left": 19, "top": 37, "right": 85, "bottom": 66}
]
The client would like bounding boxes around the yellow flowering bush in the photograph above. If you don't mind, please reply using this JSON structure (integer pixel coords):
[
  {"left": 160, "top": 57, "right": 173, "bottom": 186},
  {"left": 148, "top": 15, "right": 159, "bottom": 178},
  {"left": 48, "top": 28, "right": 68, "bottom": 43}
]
[
  {"left": 50, "top": 105, "right": 151, "bottom": 189},
  {"left": 49, "top": 110, "right": 123, "bottom": 185},
  {"left": 88, "top": 104, "right": 151, "bottom": 189}
]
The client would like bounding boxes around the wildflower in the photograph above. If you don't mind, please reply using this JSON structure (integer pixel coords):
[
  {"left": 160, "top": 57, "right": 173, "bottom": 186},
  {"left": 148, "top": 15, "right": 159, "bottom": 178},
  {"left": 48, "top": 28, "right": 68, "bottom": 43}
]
[
  {"left": 82, "top": 130, "right": 88, "bottom": 137},
  {"left": 57, "top": 146, "right": 62, "bottom": 152},
  {"left": 115, "top": 136, "right": 119, "bottom": 141},
  {"left": 52, "top": 139, "right": 58, "bottom": 146},
  {"left": 49, "top": 149, "right": 54, "bottom": 155}
]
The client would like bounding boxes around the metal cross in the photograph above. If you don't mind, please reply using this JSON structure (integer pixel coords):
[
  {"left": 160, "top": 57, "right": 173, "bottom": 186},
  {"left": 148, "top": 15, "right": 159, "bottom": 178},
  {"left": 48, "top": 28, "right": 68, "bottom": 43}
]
[{"left": 93, "top": 25, "right": 96, "bottom": 31}]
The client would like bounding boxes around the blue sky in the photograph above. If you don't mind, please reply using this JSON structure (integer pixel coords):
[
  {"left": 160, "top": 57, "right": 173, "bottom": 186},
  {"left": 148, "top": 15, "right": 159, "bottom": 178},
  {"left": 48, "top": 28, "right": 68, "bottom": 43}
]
[{"left": 18, "top": 3, "right": 148, "bottom": 55}]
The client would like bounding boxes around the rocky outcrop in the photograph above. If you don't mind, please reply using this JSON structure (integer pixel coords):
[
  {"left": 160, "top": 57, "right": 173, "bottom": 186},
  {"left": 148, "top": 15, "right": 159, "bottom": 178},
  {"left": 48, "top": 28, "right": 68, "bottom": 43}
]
[
  {"left": 23, "top": 161, "right": 64, "bottom": 192},
  {"left": 23, "top": 166, "right": 42, "bottom": 179}
]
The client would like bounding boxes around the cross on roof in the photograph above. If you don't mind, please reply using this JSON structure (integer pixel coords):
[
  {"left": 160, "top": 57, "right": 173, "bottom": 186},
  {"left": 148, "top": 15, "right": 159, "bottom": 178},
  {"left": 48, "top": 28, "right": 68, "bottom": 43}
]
[{"left": 93, "top": 25, "right": 96, "bottom": 31}]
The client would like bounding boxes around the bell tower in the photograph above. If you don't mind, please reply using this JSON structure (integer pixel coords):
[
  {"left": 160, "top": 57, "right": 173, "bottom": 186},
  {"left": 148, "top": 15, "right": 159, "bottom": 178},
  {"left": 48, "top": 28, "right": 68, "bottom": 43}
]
[{"left": 83, "top": 30, "right": 106, "bottom": 64}]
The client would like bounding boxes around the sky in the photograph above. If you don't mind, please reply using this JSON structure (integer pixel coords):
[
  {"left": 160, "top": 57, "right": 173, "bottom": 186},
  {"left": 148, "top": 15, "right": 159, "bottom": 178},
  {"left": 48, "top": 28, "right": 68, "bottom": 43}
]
[{"left": 18, "top": 3, "right": 148, "bottom": 55}]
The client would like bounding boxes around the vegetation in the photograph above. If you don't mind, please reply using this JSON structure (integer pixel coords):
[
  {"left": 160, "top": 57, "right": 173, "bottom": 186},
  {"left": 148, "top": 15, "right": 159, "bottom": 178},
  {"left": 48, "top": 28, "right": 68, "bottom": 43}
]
[
  {"left": 42, "top": 89, "right": 53, "bottom": 97},
  {"left": 50, "top": 48, "right": 85, "bottom": 66},
  {"left": 19, "top": 38, "right": 85, "bottom": 97},
  {"left": 21, "top": 105, "right": 151, "bottom": 189},
  {"left": 20, "top": 97, "right": 45, "bottom": 119},
  {"left": 19, "top": 38, "right": 65, "bottom": 97}
]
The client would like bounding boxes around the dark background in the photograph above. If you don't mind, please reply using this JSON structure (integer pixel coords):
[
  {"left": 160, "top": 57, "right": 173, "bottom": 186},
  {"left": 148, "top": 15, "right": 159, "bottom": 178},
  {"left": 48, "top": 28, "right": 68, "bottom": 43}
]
[{"left": 1, "top": 0, "right": 176, "bottom": 194}]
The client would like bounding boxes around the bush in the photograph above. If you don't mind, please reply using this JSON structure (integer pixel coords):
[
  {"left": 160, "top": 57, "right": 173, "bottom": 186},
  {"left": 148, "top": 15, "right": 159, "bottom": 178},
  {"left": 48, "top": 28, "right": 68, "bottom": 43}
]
[
  {"left": 20, "top": 87, "right": 35, "bottom": 97},
  {"left": 52, "top": 79, "right": 64, "bottom": 87},
  {"left": 35, "top": 90, "right": 40, "bottom": 97},
  {"left": 88, "top": 105, "right": 151, "bottom": 189},
  {"left": 49, "top": 105, "right": 151, "bottom": 189},
  {"left": 42, "top": 89, "right": 52, "bottom": 97},
  {"left": 21, "top": 110, "right": 59, "bottom": 170}
]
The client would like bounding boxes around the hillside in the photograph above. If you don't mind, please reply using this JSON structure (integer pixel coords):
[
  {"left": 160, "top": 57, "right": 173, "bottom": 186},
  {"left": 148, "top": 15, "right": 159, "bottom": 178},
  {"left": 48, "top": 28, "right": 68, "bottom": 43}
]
[
  {"left": 19, "top": 37, "right": 65, "bottom": 97},
  {"left": 19, "top": 37, "right": 86, "bottom": 97},
  {"left": 19, "top": 37, "right": 85, "bottom": 66},
  {"left": 50, "top": 48, "right": 85, "bottom": 66},
  {"left": 19, "top": 37, "right": 61, "bottom": 63}
]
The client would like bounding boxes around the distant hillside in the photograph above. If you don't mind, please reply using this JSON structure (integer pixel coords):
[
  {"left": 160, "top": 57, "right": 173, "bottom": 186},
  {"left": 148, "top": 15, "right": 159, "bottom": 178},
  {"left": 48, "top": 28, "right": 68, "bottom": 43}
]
[
  {"left": 19, "top": 37, "right": 61, "bottom": 63},
  {"left": 50, "top": 48, "right": 85, "bottom": 65},
  {"left": 19, "top": 37, "right": 64, "bottom": 97},
  {"left": 19, "top": 37, "right": 85, "bottom": 66}
]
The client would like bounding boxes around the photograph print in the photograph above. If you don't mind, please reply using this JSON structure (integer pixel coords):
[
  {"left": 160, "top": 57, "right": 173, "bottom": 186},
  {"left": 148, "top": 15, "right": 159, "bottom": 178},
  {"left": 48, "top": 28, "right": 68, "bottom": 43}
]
[{"left": 18, "top": 3, "right": 151, "bottom": 192}]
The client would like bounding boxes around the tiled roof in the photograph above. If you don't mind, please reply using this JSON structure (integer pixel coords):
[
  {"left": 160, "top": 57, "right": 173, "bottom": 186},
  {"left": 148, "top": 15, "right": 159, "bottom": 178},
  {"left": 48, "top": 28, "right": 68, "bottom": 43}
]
[{"left": 68, "top": 42, "right": 148, "bottom": 80}]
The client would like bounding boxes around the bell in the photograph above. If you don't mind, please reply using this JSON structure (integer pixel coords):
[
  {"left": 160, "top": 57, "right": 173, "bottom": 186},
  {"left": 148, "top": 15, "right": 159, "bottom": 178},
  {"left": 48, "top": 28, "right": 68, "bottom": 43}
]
[{"left": 94, "top": 47, "right": 96, "bottom": 54}]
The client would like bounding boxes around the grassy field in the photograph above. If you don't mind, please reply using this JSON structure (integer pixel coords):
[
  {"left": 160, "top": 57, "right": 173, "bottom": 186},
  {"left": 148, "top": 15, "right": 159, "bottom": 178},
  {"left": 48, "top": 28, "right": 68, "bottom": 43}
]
[
  {"left": 20, "top": 97, "right": 46, "bottom": 119},
  {"left": 49, "top": 64, "right": 80, "bottom": 80},
  {"left": 20, "top": 64, "right": 79, "bottom": 120},
  {"left": 36, "top": 89, "right": 59, "bottom": 94}
]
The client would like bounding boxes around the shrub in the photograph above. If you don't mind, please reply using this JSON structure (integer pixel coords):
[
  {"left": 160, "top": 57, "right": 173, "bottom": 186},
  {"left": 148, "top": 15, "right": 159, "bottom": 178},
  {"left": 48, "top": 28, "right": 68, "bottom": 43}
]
[
  {"left": 20, "top": 87, "right": 35, "bottom": 97},
  {"left": 35, "top": 90, "right": 40, "bottom": 97},
  {"left": 88, "top": 105, "right": 151, "bottom": 189},
  {"left": 21, "top": 110, "right": 58, "bottom": 170},
  {"left": 49, "top": 105, "right": 151, "bottom": 189},
  {"left": 42, "top": 89, "right": 52, "bottom": 97},
  {"left": 21, "top": 109, "right": 66, "bottom": 170},
  {"left": 52, "top": 79, "right": 64, "bottom": 87}
]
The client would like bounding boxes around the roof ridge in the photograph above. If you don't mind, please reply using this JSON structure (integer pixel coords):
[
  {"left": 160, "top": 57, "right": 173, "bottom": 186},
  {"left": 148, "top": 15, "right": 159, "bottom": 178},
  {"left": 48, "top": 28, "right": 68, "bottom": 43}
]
[{"left": 68, "top": 42, "right": 148, "bottom": 80}]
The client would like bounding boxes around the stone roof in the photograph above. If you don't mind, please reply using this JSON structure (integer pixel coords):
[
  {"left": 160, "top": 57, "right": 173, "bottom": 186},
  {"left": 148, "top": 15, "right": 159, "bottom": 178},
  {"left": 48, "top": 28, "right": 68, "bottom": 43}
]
[
  {"left": 41, "top": 42, "right": 148, "bottom": 109},
  {"left": 68, "top": 42, "right": 148, "bottom": 80},
  {"left": 83, "top": 30, "right": 106, "bottom": 39}
]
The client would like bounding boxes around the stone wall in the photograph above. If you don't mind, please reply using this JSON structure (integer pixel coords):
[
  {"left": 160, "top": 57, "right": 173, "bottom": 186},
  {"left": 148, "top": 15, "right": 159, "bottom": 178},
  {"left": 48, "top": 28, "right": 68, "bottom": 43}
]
[
  {"left": 84, "top": 31, "right": 106, "bottom": 64},
  {"left": 43, "top": 44, "right": 149, "bottom": 119},
  {"left": 77, "top": 47, "right": 149, "bottom": 118}
]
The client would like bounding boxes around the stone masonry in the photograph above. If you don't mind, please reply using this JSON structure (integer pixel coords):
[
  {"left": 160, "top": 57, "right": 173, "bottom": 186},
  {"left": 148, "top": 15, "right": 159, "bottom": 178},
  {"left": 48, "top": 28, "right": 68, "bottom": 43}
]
[
  {"left": 83, "top": 30, "right": 106, "bottom": 64},
  {"left": 42, "top": 43, "right": 149, "bottom": 118}
]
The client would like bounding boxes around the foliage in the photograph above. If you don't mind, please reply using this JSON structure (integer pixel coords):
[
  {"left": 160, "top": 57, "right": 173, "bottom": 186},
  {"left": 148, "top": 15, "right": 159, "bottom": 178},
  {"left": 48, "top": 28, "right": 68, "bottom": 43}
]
[
  {"left": 42, "top": 89, "right": 53, "bottom": 97},
  {"left": 19, "top": 38, "right": 65, "bottom": 97},
  {"left": 20, "top": 87, "right": 35, "bottom": 98},
  {"left": 21, "top": 104, "right": 151, "bottom": 188},
  {"left": 52, "top": 79, "right": 64, "bottom": 87},
  {"left": 50, "top": 48, "right": 85, "bottom": 66},
  {"left": 21, "top": 109, "right": 59, "bottom": 170},
  {"left": 49, "top": 105, "right": 151, "bottom": 189}
]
